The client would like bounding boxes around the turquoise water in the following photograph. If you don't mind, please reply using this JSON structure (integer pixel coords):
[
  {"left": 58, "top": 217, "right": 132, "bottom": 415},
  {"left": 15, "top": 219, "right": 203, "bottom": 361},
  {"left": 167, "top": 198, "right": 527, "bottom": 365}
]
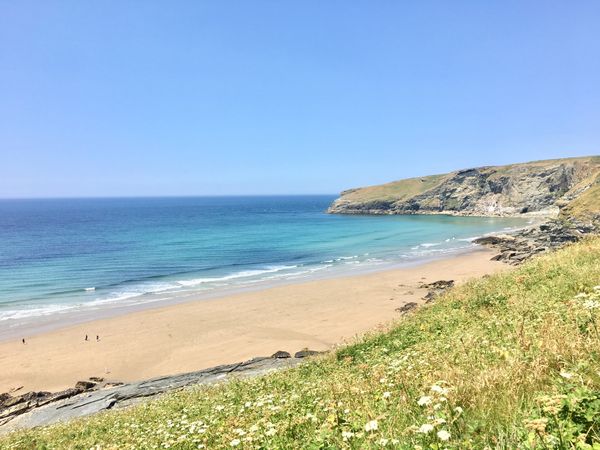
[{"left": 0, "top": 196, "right": 527, "bottom": 333}]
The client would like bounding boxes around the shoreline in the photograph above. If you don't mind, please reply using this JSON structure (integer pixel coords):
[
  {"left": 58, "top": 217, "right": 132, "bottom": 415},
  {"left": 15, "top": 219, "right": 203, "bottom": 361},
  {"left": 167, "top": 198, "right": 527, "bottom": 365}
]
[
  {"left": 0, "top": 247, "right": 506, "bottom": 394},
  {"left": 0, "top": 243, "right": 495, "bottom": 343}
]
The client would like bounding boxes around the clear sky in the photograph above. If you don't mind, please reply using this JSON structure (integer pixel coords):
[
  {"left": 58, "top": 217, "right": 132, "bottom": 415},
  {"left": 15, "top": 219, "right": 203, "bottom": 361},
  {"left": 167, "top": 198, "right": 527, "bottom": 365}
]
[{"left": 1, "top": 1, "right": 599, "bottom": 198}]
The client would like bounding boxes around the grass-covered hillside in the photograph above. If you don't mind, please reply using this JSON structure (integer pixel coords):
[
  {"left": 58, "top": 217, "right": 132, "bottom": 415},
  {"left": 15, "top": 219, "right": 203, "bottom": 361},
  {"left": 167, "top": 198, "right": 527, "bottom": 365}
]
[
  {"left": 562, "top": 173, "right": 600, "bottom": 221},
  {"left": 328, "top": 156, "right": 600, "bottom": 216},
  {"left": 3, "top": 238, "right": 600, "bottom": 449}
]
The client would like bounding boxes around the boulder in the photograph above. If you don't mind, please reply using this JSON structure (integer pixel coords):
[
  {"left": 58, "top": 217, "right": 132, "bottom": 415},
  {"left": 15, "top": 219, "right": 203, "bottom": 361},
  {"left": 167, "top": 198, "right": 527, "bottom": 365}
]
[
  {"left": 271, "top": 351, "right": 291, "bottom": 359},
  {"left": 0, "top": 394, "right": 10, "bottom": 408},
  {"left": 294, "top": 350, "right": 322, "bottom": 358},
  {"left": 420, "top": 280, "right": 455, "bottom": 290},
  {"left": 420, "top": 280, "right": 455, "bottom": 302},
  {"left": 395, "top": 302, "right": 418, "bottom": 314},
  {"left": 74, "top": 381, "right": 97, "bottom": 391}
]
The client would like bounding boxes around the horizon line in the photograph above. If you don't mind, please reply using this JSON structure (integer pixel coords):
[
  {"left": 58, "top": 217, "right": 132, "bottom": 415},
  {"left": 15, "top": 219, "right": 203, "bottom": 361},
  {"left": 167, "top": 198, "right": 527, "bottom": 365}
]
[{"left": 0, "top": 193, "right": 340, "bottom": 201}]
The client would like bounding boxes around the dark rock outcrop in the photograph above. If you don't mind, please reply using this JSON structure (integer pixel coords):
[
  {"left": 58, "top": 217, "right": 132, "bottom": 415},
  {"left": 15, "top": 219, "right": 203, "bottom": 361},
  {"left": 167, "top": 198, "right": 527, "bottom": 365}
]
[
  {"left": 474, "top": 217, "right": 599, "bottom": 265},
  {"left": 420, "top": 280, "right": 455, "bottom": 302},
  {"left": 294, "top": 350, "right": 322, "bottom": 358},
  {"left": 74, "top": 380, "right": 97, "bottom": 391},
  {"left": 395, "top": 302, "right": 418, "bottom": 314},
  {"left": 271, "top": 350, "right": 291, "bottom": 358}
]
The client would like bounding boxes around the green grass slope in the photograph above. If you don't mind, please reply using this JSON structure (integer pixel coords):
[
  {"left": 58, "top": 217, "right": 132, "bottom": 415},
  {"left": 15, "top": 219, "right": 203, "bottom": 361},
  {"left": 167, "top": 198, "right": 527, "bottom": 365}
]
[
  {"left": 3, "top": 238, "right": 600, "bottom": 449},
  {"left": 562, "top": 173, "right": 600, "bottom": 220}
]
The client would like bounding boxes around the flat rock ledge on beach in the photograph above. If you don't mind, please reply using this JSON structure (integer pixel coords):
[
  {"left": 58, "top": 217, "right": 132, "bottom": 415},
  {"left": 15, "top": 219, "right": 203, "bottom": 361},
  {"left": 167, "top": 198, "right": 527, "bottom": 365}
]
[{"left": 0, "top": 355, "right": 314, "bottom": 435}]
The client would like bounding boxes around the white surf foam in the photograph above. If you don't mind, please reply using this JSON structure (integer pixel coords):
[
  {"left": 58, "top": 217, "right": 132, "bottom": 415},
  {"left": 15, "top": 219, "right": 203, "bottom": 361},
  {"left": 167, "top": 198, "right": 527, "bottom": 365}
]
[{"left": 176, "top": 265, "right": 297, "bottom": 287}]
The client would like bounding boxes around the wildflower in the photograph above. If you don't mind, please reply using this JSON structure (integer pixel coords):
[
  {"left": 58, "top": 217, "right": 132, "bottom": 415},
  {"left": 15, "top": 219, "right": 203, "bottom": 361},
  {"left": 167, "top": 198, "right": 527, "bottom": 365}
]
[
  {"left": 265, "top": 428, "right": 277, "bottom": 437},
  {"left": 378, "top": 438, "right": 389, "bottom": 445},
  {"left": 524, "top": 418, "right": 548, "bottom": 433},
  {"left": 249, "top": 425, "right": 259, "bottom": 433},
  {"left": 437, "top": 429, "right": 451, "bottom": 441},
  {"left": 583, "top": 300, "right": 600, "bottom": 309},
  {"left": 559, "top": 371, "right": 573, "bottom": 379},
  {"left": 593, "top": 285, "right": 600, "bottom": 291},
  {"left": 341, "top": 430, "right": 354, "bottom": 441},
  {"left": 383, "top": 391, "right": 391, "bottom": 399},
  {"left": 417, "top": 396, "right": 432, "bottom": 406},
  {"left": 365, "top": 419, "right": 379, "bottom": 432},
  {"left": 418, "top": 423, "right": 434, "bottom": 434},
  {"left": 230, "top": 439, "right": 241, "bottom": 447},
  {"left": 305, "top": 412, "right": 317, "bottom": 422},
  {"left": 454, "top": 406, "right": 463, "bottom": 414},
  {"left": 539, "top": 395, "right": 566, "bottom": 415},
  {"left": 575, "top": 293, "right": 589, "bottom": 299},
  {"left": 431, "top": 385, "right": 449, "bottom": 396}
]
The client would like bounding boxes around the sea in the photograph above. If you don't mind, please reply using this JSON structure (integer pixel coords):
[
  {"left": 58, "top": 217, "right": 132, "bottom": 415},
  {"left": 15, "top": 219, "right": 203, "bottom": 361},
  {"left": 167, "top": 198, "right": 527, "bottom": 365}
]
[{"left": 0, "top": 196, "right": 529, "bottom": 339}]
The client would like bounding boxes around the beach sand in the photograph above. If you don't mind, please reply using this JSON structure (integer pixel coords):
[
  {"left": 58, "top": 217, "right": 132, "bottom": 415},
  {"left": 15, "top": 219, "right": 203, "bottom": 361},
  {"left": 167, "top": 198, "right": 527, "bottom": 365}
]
[{"left": 0, "top": 249, "right": 506, "bottom": 394}]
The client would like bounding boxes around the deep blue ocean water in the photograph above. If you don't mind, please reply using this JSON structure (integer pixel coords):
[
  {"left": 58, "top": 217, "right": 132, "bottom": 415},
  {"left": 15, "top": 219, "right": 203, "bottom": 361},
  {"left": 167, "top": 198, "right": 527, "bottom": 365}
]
[{"left": 0, "top": 196, "right": 527, "bottom": 331}]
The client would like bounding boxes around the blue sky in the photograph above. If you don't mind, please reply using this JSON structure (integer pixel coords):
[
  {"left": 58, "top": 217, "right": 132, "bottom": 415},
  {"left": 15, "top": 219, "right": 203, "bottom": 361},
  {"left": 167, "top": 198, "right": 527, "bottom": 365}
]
[{"left": 0, "top": 1, "right": 598, "bottom": 198}]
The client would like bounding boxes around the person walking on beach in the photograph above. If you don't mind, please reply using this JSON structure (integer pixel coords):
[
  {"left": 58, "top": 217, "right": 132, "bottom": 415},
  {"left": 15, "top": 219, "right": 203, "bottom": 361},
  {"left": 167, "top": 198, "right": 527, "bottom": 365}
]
[
  {"left": 22, "top": 338, "right": 25, "bottom": 344},
  {"left": 85, "top": 334, "right": 88, "bottom": 341}
]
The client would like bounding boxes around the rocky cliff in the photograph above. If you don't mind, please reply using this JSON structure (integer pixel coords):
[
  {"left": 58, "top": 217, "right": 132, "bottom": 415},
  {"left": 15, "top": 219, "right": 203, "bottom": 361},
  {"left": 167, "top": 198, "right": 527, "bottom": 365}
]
[{"left": 328, "top": 156, "right": 600, "bottom": 217}]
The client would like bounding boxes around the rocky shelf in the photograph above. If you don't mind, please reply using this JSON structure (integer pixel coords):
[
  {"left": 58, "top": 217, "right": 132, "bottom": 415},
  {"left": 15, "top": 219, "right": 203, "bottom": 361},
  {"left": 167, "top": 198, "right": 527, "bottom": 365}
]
[
  {"left": 0, "top": 351, "right": 323, "bottom": 435},
  {"left": 473, "top": 217, "right": 599, "bottom": 265}
]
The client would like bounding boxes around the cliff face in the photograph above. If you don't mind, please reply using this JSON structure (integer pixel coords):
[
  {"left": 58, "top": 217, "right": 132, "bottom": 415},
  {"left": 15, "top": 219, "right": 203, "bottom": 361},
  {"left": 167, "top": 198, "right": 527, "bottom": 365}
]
[{"left": 328, "top": 156, "right": 600, "bottom": 217}]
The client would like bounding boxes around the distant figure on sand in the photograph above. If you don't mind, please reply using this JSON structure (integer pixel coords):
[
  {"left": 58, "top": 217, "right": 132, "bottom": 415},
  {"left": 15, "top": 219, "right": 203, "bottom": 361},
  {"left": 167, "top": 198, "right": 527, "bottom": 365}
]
[
  {"left": 96, "top": 335, "right": 100, "bottom": 341},
  {"left": 85, "top": 334, "right": 88, "bottom": 341},
  {"left": 22, "top": 338, "right": 25, "bottom": 344}
]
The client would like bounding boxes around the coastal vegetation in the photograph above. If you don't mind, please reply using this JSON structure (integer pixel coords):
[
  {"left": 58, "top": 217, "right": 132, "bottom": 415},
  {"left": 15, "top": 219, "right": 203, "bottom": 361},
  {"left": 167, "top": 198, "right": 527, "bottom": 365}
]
[{"left": 3, "top": 237, "right": 600, "bottom": 449}]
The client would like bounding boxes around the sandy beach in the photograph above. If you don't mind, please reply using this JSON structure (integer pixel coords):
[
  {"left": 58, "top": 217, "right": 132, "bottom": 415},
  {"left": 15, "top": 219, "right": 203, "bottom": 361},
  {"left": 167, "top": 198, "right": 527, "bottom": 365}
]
[{"left": 0, "top": 248, "right": 506, "bottom": 394}]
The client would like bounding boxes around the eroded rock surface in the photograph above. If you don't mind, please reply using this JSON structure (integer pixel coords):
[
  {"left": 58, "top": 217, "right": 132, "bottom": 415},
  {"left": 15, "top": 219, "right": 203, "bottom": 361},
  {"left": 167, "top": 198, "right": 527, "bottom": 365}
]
[
  {"left": 0, "top": 356, "right": 305, "bottom": 435},
  {"left": 329, "top": 157, "right": 599, "bottom": 217},
  {"left": 474, "top": 217, "right": 599, "bottom": 265}
]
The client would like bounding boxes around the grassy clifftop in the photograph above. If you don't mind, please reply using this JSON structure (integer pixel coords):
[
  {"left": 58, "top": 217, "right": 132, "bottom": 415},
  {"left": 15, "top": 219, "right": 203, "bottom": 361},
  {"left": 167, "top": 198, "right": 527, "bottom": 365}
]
[
  {"left": 561, "top": 172, "right": 600, "bottom": 220},
  {"left": 4, "top": 237, "right": 600, "bottom": 449},
  {"left": 329, "top": 156, "right": 600, "bottom": 218}
]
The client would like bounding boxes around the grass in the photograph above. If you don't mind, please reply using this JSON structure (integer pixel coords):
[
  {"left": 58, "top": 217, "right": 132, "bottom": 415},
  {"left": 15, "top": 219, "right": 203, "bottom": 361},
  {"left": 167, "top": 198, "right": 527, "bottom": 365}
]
[
  {"left": 3, "top": 238, "right": 600, "bottom": 449},
  {"left": 338, "top": 173, "right": 449, "bottom": 203},
  {"left": 562, "top": 173, "right": 600, "bottom": 220}
]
